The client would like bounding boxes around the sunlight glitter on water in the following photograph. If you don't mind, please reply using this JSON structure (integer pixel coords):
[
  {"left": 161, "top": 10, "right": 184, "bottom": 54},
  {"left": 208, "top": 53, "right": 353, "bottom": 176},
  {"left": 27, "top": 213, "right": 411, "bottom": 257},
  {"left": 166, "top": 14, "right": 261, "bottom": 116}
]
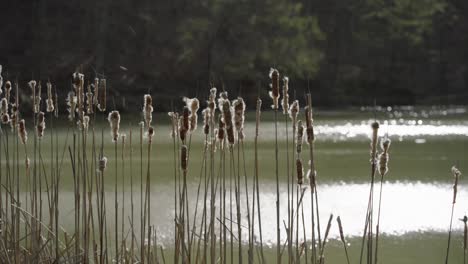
[{"left": 50, "top": 182, "right": 467, "bottom": 246}]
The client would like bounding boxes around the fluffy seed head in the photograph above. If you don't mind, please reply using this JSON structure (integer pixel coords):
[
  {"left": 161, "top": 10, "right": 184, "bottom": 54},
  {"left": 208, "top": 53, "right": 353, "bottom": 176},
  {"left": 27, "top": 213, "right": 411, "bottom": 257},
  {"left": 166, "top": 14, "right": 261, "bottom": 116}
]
[
  {"left": 289, "top": 100, "right": 299, "bottom": 123},
  {"left": 25, "top": 158, "right": 30, "bottom": 169},
  {"left": 0, "top": 65, "right": 3, "bottom": 95},
  {"left": 36, "top": 111, "right": 46, "bottom": 138},
  {"left": 217, "top": 115, "right": 225, "bottom": 149},
  {"left": 99, "top": 157, "right": 107, "bottom": 172},
  {"left": 168, "top": 112, "right": 179, "bottom": 138},
  {"left": 255, "top": 98, "right": 262, "bottom": 137},
  {"left": 297, "top": 120, "right": 304, "bottom": 154},
  {"left": 269, "top": 68, "right": 280, "bottom": 109},
  {"left": 182, "top": 97, "right": 199, "bottom": 132},
  {"left": 93, "top": 78, "right": 99, "bottom": 105},
  {"left": 66, "top": 92, "right": 77, "bottom": 121},
  {"left": 208, "top": 88, "right": 217, "bottom": 112},
  {"left": 370, "top": 122, "right": 380, "bottom": 164},
  {"left": 143, "top": 94, "right": 153, "bottom": 128},
  {"left": 108, "top": 110, "right": 121, "bottom": 142},
  {"left": 5, "top": 80, "right": 11, "bottom": 102},
  {"left": 86, "top": 83, "right": 93, "bottom": 114},
  {"left": 282, "top": 76, "right": 289, "bottom": 114},
  {"left": 18, "top": 119, "right": 27, "bottom": 144},
  {"left": 46, "top": 81, "right": 55, "bottom": 113},
  {"left": 1, "top": 98, "right": 8, "bottom": 114},
  {"left": 452, "top": 166, "right": 461, "bottom": 204},
  {"left": 232, "top": 97, "right": 245, "bottom": 139}
]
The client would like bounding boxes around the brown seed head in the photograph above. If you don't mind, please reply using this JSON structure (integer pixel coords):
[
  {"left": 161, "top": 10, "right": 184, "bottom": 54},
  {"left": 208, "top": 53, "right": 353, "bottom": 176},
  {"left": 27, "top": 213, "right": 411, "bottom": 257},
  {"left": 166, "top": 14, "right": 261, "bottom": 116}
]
[
  {"left": 269, "top": 68, "right": 280, "bottom": 109},
  {"left": 18, "top": 119, "right": 27, "bottom": 144},
  {"left": 282, "top": 76, "right": 289, "bottom": 114},
  {"left": 108, "top": 110, "right": 121, "bottom": 142}
]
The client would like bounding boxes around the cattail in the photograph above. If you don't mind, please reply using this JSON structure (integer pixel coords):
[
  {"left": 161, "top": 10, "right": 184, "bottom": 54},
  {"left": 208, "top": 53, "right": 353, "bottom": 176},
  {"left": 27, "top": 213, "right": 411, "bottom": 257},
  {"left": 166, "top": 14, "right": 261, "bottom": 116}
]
[
  {"left": 46, "top": 81, "right": 55, "bottom": 113},
  {"left": 297, "top": 120, "right": 304, "bottom": 154},
  {"left": 1, "top": 98, "right": 8, "bottom": 115},
  {"left": 18, "top": 119, "right": 27, "bottom": 144},
  {"left": 217, "top": 115, "right": 225, "bottom": 149},
  {"left": 10, "top": 103, "right": 18, "bottom": 130},
  {"left": 309, "top": 167, "right": 317, "bottom": 189},
  {"left": 108, "top": 110, "right": 121, "bottom": 142},
  {"left": 269, "top": 68, "right": 280, "bottom": 109},
  {"left": 1, "top": 113, "right": 10, "bottom": 124},
  {"left": 82, "top": 115, "right": 90, "bottom": 132},
  {"left": 25, "top": 157, "right": 30, "bottom": 169},
  {"left": 337, "top": 216, "right": 346, "bottom": 244},
  {"left": 255, "top": 98, "right": 262, "bottom": 137},
  {"left": 72, "top": 72, "right": 83, "bottom": 91},
  {"left": 5, "top": 80, "right": 11, "bottom": 102},
  {"left": 378, "top": 138, "right": 391, "bottom": 177},
  {"left": 29, "top": 80, "right": 37, "bottom": 113},
  {"left": 219, "top": 91, "right": 228, "bottom": 100},
  {"left": 93, "top": 78, "right": 99, "bottom": 105},
  {"left": 98, "top": 79, "right": 106, "bottom": 112},
  {"left": 99, "top": 157, "right": 108, "bottom": 172},
  {"left": 179, "top": 106, "right": 190, "bottom": 141},
  {"left": 289, "top": 100, "right": 299, "bottom": 124},
  {"left": 143, "top": 94, "right": 153, "bottom": 128},
  {"left": 35, "top": 81, "right": 42, "bottom": 113},
  {"left": 370, "top": 122, "right": 380, "bottom": 165},
  {"left": 305, "top": 106, "right": 315, "bottom": 144},
  {"left": 282, "top": 76, "right": 289, "bottom": 114},
  {"left": 66, "top": 91, "right": 77, "bottom": 121},
  {"left": 36, "top": 111, "right": 46, "bottom": 138},
  {"left": 183, "top": 97, "right": 199, "bottom": 132},
  {"left": 202, "top": 108, "right": 211, "bottom": 135},
  {"left": 222, "top": 100, "right": 235, "bottom": 145},
  {"left": 296, "top": 158, "right": 304, "bottom": 185},
  {"left": 86, "top": 84, "right": 93, "bottom": 114},
  {"left": 232, "top": 97, "right": 245, "bottom": 140},
  {"left": 451, "top": 166, "right": 461, "bottom": 204},
  {"left": 168, "top": 112, "right": 179, "bottom": 138},
  {"left": 181, "top": 145, "right": 188, "bottom": 171},
  {"left": 147, "top": 126, "right": 154, "bottom": 144},
  {"left": 208, "top": 87, "right": 217, "bottom": 112}
]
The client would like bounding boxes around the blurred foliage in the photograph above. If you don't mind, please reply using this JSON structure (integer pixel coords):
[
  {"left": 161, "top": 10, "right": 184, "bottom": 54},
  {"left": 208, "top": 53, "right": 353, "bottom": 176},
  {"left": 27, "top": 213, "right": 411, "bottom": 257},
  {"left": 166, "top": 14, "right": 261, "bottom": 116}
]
[{"left": 0, "top": 0, "right": 467, "bottom": 111}]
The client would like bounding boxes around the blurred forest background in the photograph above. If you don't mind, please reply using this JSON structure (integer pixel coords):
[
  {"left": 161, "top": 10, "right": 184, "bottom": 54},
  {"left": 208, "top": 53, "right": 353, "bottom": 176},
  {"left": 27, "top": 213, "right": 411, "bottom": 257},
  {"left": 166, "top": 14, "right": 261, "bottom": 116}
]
[{"left": 1, "top": 0, "right": 467, "bottom": 111}]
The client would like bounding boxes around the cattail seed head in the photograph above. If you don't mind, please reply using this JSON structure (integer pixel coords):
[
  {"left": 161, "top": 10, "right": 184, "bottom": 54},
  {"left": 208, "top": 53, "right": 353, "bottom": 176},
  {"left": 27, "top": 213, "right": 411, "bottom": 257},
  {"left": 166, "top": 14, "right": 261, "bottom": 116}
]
[
  {"left": 99, "top": 157, "right": 107, "bottom": 172},
  {"left": 183, "top": 97, "right": 199, "bottom": 132},
  {"left": 208, "top": 88, "right": 217, "bottom": 112},
  {"left": 202, "top": 108, "right": 211, "bottom": 135},
  {"left": 108, "top": 110, "right": 121, "bottom": 142},
  {"left": 289, "top": 100, "right": 299, "bottom": 124},
  {"left": 147, "top": 126, "right": 154, "bottom": 144},
  {"left": 143, "top": 94, "right": 153, "bottom": 128},
  {"left": 179, "top": 106, "right": 190, "bottom": 141},
  {"left": 269, "top": 68, "right": 280, "bottom": 109},
  {"left": 232, "top": 97, "right": 245, "bottom": 140},
  {"left": 222, "top": 100, "right": 235, "bottom": 145},
  {"left": 82, "top": 115, "right": 90, "bottom": 132},
  {"left": 168, "top": 112, "right": 179, "bottom": 139},
  {"left": 18, "top": 119, "right": 27, "bottom": 144},
  {"left": 25, "top": 157, "right": 30, "bottom": 169},
  {"left": 1, "top": 113, "right": 10, "bottom": 124},
  {"left": 46, "top": 81, "right": 55, "bottom": 113},
  {"left": 36, "top": 111, "right": 46, "bottom": 138},
  {"left": 66, "top": 92, "right": 77, "bottom": 121},
  {"left": 86, "top": 83, "right": 93, "bottom": 114},
  {"left": 282, "top": 76, "right": 289, "bottom": 114},
  {"left": 378, "top": 137, "right": 391, "bottom": 176},
  {"left": 1, "top": 98, "right": 8, "bottom": 115},
  {"left": 98, "top": 79, "right": 106, "bottom": 112},
  {"left": 370, "top": 122, "right": 380, "bottom": 165},
  {"left": 255, "top": 98, "right": 262, "bottom": 137},
  {"left": 181, "top": 145, "right": 188, "bottom": 171},
  {"left": 93, "top": 78, "right": 99, "bottom": 105},
  {"left": 297, "top": 158, "right": 304, "bottom": 185},
  {"left": 217, "top": 115, "right": 225, "bottom": 149},
  {"left": 5, "top": 80, "right": 11, "bottom": 102},
  {"left": 10, "top": 103, "right": 17, "bottom": 130},
  {"left": 297, "top": 120, "right": 304, "bottom": 154},
  {"left": 461, "top": 215, "right": 468, "bottom": 250},
  {"left": 337, "top": 216, "right": 346, "bottom": 245},
  {"left": 452, "top": 166, "right": 461, "bottom": 204}
]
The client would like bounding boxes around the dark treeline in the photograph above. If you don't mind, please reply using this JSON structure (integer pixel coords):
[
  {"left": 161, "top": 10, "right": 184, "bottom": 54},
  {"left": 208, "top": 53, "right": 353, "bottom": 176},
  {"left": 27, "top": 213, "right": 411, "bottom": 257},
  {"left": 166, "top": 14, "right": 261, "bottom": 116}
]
[{"left": 1, "top": 0, "right": 467, "bottom": 111}]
